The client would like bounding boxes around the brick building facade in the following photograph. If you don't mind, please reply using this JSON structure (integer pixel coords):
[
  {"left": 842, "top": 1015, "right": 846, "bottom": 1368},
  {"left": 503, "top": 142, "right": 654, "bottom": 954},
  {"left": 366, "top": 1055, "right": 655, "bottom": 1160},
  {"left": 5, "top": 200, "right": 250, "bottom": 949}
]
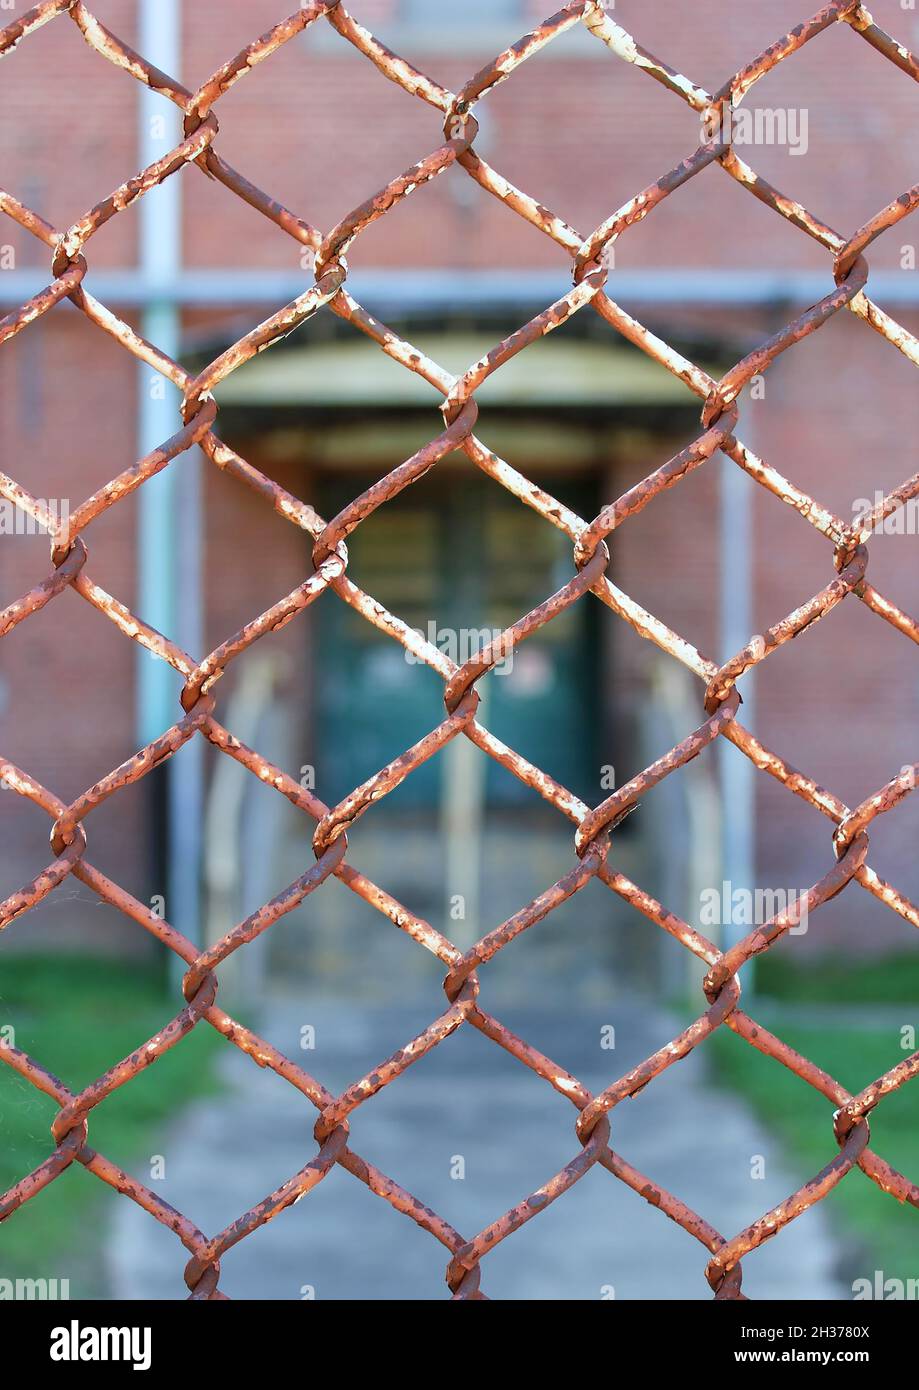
[{"left": 1, "top": 0, "right": 917, "bottom": 969}]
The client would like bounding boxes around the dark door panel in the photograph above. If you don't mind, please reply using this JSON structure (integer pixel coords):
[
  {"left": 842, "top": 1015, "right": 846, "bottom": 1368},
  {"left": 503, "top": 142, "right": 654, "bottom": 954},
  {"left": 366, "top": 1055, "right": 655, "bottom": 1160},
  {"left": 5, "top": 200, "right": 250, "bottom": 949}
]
[{"left": 315, "top": 469, "right": 599, "bottom": 810}]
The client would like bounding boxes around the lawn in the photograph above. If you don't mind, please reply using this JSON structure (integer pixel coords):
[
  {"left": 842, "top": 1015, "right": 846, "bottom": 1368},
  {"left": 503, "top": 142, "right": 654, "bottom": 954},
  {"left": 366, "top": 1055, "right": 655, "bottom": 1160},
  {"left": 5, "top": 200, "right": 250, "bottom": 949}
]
[
  {"left": 752, "top": 950, "right": 919, "bottom": 1007},
  {"left": 708, "top": 953, "right": 919, "bottom": 1289},
  {"left": 0, "top": 954, "right": 224, "bottom": 1296}
]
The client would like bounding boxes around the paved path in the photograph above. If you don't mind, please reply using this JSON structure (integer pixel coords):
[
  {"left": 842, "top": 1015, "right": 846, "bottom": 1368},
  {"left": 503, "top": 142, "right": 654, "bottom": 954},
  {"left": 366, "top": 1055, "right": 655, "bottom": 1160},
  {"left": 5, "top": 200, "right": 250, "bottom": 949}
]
[{"left": 108, "top": 997, "right": 848, "bottom": 1300}]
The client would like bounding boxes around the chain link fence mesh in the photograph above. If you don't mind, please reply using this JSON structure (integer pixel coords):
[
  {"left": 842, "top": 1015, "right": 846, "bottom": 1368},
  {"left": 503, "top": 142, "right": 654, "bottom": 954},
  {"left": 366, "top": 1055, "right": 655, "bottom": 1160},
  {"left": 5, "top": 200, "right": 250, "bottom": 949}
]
[{"left": 1, "top": 0, "right": 918, "bottom": 1300}]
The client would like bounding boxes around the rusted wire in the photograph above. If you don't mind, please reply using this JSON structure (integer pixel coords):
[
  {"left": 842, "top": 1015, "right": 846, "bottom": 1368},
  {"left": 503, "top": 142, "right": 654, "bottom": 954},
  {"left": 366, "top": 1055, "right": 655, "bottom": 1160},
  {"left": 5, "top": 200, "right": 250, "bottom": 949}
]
[{"left": 1, "top": 0, "right": 918, "bottom": 1301}]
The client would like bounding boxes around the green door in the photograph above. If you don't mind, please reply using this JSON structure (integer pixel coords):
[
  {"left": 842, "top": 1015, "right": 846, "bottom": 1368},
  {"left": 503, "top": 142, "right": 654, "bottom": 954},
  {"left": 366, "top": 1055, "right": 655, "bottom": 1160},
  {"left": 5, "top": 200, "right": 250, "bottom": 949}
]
[{"left": 314, "top": 469, "right": 599, "bottom": 810}]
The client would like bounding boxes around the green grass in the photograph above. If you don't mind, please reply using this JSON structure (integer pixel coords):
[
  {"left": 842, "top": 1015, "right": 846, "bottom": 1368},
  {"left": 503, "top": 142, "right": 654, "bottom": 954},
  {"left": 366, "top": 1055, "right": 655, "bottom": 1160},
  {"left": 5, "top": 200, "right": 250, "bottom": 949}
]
[
  {"left": 754, "top": 950, "right": 919, "bottom": 1006},
  {"left": 708, "top": 954, "right": 919, "bottom": 1286},
  {"left": 0, "top": 954, "right": 224, "bottom": 1295}
]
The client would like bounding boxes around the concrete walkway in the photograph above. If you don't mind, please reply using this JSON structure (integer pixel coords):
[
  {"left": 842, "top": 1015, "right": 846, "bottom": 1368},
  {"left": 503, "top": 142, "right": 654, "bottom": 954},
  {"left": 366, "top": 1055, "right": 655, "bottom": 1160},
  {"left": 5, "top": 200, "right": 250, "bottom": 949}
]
[{"left": 108, "top": 997, "right": 847, "bottom": 1301}]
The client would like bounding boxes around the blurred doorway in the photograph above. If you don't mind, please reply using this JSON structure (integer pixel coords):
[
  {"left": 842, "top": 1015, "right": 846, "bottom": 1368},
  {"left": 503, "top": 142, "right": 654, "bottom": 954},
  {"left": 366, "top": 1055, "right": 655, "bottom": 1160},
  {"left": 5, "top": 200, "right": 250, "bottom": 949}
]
[
  {"left": 314, "top": 468, "right": 600, "bottom": 812},
  {"left": 203, "top": 316, "right": 709, "bottom": 997}
]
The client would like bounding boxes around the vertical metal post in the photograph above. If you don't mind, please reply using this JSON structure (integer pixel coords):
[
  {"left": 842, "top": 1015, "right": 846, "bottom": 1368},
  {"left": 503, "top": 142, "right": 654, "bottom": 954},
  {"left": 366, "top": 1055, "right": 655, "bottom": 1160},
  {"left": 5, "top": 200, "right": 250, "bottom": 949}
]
[
  {"left": 137, "top": 0, "right": 204, "bottom": 956},
  {"left": 441, "top": 477, "right": 485, "bottom": 947},
  {"left": 718, "top": 430, "right": 757, "bottom": 986},
  {"left": 442, "top": 697, "right": 486, "bottom": 949}
]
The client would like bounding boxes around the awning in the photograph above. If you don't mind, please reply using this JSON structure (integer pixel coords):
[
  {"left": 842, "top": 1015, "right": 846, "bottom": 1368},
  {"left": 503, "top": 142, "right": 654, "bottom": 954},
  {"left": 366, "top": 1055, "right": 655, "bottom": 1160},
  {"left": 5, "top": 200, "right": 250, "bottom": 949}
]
[{"left": 214, "top": 333, "right": 701, "bottom": 410}]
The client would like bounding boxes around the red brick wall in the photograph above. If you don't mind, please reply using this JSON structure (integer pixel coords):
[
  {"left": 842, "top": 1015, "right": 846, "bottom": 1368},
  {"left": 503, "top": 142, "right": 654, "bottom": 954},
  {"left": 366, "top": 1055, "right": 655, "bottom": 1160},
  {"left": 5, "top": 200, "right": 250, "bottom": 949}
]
[{"left": 1, "top": 0, "right": 917, "bottom": 956}]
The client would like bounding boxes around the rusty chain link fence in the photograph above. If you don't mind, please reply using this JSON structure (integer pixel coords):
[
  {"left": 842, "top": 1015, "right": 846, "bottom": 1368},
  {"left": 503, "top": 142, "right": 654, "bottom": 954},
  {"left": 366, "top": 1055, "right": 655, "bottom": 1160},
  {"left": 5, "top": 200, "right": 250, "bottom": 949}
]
[{"left": 1, "top": 0, "right": 918, "bottom": 1301}]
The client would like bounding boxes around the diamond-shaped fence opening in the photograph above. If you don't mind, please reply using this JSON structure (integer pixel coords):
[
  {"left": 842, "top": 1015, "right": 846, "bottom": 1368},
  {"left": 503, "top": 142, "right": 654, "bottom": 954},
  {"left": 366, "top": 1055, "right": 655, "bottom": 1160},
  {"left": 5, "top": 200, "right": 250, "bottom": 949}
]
[{"left": 0, "top": 0, "right": 917, "bottom": 1300}]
